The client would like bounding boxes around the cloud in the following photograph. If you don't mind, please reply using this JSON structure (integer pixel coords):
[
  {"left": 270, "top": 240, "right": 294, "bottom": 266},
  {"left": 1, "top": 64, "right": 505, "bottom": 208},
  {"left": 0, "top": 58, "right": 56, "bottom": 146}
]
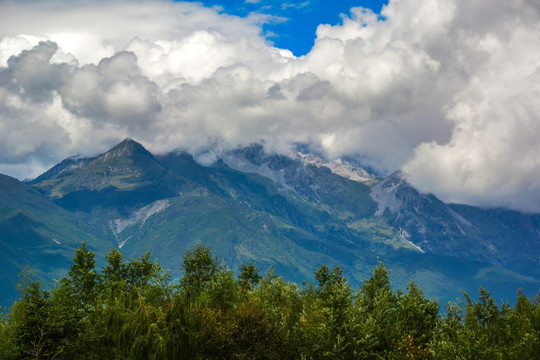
[
  {"left": 0, "top": 0, "right": 539, "bottom": 213},
  {"left": 0, "top": 0, "right": 266, "bottom": 65},
  {"left": 59, "top": 51, "right": 162, "bottom": 128},
  {"left": 402, "top": 21, "right": 540, "bottom": 213},
  {"left": 4, "top": 41, "right": 70, "bottom": 103}
]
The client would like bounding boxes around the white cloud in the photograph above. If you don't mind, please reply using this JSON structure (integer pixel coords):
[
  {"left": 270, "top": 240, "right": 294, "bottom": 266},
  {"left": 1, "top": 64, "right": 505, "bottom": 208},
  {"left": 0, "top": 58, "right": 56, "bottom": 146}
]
[
  {"left": 0, "top": 0, "right": 266, "bottom": 65},
  {"left": 402, "top": 22, "right": 540, "bottom": 213},
  {"left": 0, "top": 0, "right": 539, "bottom": 213}
]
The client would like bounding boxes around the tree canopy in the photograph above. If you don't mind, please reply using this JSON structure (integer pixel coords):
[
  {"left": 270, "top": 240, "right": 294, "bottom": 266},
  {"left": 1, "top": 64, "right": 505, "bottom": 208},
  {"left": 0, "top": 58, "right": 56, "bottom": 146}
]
[{"left": 0, "top": 243, "right": 538, "bottom": 359}]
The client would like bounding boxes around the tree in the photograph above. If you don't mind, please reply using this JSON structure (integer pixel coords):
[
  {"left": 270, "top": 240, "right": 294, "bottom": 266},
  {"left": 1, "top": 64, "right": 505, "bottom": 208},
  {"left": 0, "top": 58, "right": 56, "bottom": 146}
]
[
  {"left": 203, "top": 268, "right": 239, "bottom": 312},
  {"left": 101, "top": 248, "right": 127, "bottom": 301},
  {"left": 4, "top": 246, "right": 540, "bottom": 359},
  {"left": 352, "top": 261, "right": 397, "bottom": 358},
  {"left": 506, "top": 290, "right": 540, "bottom": 359},
  {"left": 315, "top": 265, "right": 346, "bottom": 302},
  {"left": 179, "top": 244, "right": 221, "bottom": 301},
  {"left": 8, "top": 270, "right": 71, "bottom": 359},
  {"left": 0, "top": 306, "right": 11, "bottom": 359},
  {"left": 62, "top": 242, "right": 98, "bottom": 311},
  {"left": 239, "top": 262, "right": 261, "bottom": 291},
  {"left": 125, "top": 251, "right": 169, "bottom": 304},
  {"left": 394, "top": 281, "right": 439, "bottom": 359}
]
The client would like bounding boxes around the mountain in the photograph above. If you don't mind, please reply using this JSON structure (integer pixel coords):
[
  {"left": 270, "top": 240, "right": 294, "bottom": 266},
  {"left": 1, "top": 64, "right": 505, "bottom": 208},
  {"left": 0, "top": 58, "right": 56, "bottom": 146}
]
[
  {"left": 30, "top": 138, "right": 178, "bottom": 211},
  {"left": 370, "top": 171, "right": 540, "bottom": 277},
  {"left": 0, "top": 174, "right": 114, "bottom": 305},
  {"left": 1, "top": 139, "right": 539, "bottom": 306}
]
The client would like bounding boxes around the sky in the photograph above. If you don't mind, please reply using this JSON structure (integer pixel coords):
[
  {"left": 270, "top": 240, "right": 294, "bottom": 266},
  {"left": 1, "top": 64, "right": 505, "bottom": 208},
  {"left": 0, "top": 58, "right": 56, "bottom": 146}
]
[
  {"left": 173, "top": 0, "right": 389, "bottom": 56},
  {"left": 0, "top": 0, "right": 540, "bottom": 213}
]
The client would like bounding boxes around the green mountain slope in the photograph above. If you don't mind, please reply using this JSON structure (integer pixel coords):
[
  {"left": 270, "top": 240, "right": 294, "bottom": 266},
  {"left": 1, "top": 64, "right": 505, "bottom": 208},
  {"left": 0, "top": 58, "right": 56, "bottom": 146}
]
[
  {"left": 0, "top": 174, "right": 114, "bottom": 306},
  {"left": 2, "top": 139, "right": 539, "bottom": 306}
]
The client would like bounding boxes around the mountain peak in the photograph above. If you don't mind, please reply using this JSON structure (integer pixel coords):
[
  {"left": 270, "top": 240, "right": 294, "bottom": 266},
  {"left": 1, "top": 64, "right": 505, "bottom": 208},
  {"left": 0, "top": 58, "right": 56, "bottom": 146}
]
[
  {"left": 117, "top": 138, "right": 138, "bottom": 147},
  {"left": 101, "top": 138, "right": 152, "bottom": 160},
  {"left": 30, "top": 138, "right": 169, "bottom": 197}
]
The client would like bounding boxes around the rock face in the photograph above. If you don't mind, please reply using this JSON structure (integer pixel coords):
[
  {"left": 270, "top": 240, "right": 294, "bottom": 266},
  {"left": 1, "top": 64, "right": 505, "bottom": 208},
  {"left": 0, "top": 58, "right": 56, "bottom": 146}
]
[
  {"left": 297, "top": 153, "right": 377, "bottom": 185},
  {"left": 1, "top": 139, "right": 539, "bottom": 307},
  {"left": 370, "top": 171, "right": 540, "bottom": 276},
  {"left": 370, "top": 171, "right": 465, "bottom": 253}
]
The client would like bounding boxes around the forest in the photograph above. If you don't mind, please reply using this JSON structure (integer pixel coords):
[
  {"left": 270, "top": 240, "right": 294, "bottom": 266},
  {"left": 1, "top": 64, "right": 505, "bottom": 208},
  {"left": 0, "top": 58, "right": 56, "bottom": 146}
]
[{"left": 0, "top": 243, "right": 538, "bottom": 360}]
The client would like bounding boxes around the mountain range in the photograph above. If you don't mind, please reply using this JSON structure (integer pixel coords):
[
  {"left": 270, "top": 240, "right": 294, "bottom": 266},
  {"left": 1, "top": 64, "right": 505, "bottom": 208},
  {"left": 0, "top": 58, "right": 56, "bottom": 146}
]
[{"left": 1, "top": 138, "right": 539, "bottom": 306}]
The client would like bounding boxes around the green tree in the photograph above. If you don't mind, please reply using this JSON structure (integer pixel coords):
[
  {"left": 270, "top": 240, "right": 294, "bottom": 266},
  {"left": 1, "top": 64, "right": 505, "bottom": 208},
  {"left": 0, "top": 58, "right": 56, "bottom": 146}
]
[
  {"left": 179, "top": 244, "right": 221, "bottom": 301},
  {"left": 464, "top": 287, "right": 510, "bottom": 358},
  {"left": 4, "top": 245, "right": 540, "bottom": 360},
  {"left": 429, "top": 300, "right": 466, "bottom": 359},
  {"left": 8, "top": 270, "right": 72, "bottom": 359},
  {"left": 394, "top": 281, "right": 439, "bottom": 359},
  {"left": 238, "top": 262, "right": 261, "bottom": 291},
  {"left": 203, "top": 268, "right": 239, "bottom": 312},
  {"left": 256, "top": 267, "right": 302, "bottom": 358},
  {"left": 126, "top": 251, "right": 170, "bottom": 304},
  {"left": 351, "top": 262, "right": 398, "bottom": 359},
  {"left": 312, "top": 265, "right": 354, "bottom": 359},
  {"left": 100, "top": 248, "right": 128, "bottom": 301},
  {"left": 62, "top": 242, "right": 98, "bottom": 311},
  {"left": 0, "top": 306, "right": 11, "bottom": 359},
  {"left": 506, "top": 290, "right": 540, "bottom": 359}
]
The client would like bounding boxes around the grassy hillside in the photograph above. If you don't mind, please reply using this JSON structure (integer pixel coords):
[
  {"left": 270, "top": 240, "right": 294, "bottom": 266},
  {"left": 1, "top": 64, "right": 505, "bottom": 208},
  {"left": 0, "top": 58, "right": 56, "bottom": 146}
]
[{"left": 0, "top": 174, "right": 114, "bottom": 306}]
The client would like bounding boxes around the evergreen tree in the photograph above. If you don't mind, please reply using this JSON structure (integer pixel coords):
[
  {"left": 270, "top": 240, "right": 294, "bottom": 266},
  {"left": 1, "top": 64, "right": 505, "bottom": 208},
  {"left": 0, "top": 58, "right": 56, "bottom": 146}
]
[{"left": 352, "top": 262, "right": 397, "bottom": 359}]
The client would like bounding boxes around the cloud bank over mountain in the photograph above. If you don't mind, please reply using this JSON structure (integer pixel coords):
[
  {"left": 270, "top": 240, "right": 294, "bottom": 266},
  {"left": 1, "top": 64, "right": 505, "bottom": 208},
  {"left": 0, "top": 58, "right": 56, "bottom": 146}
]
[{"left": 1, "top": 0, "right": 539, "bottom": 213}]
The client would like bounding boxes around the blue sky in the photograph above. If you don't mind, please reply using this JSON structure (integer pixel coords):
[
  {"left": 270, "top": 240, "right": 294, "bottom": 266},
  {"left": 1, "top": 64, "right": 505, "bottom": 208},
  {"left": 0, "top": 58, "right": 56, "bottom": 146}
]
[{"left": 178, "top": 0, "right": 388, "bottom": 55}]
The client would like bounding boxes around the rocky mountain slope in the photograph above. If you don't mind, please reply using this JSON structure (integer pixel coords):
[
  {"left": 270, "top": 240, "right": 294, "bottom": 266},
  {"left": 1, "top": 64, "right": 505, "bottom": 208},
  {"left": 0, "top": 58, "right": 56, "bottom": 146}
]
[
  {"left": 1, "top": 139, "right": 539, "bottom": 306},
  {"left": 370, "top": 171, "right": 540, "bottom": 276}
]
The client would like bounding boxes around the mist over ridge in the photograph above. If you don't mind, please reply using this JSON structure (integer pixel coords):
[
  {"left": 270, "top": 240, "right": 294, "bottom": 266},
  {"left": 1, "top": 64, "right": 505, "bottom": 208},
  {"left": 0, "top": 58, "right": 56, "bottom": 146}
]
[{"left": 1, "top": 0, "right": 540, "bottom": 213}]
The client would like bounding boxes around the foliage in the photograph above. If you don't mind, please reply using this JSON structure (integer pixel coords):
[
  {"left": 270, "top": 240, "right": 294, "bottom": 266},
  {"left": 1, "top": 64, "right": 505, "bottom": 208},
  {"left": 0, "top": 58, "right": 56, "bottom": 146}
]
[
  {"left": 1, "top": 243, "right": 538, "bottom": 359},
  {"left": 179, "top": 244, "right": 221, "bottom": 301}
]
